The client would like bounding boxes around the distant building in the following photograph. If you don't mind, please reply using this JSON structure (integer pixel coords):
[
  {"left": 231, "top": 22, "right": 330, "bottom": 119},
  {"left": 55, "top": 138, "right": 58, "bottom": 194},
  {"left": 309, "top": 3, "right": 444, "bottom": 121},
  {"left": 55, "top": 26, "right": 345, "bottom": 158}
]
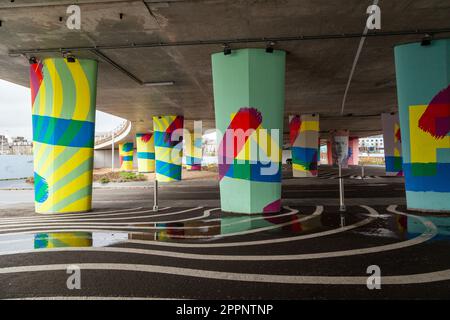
[
  {"left": 0, "top": 135, "right": 33, "bottom": 155},
  {"left": 10, "top": 136, "right": 33, "bottom": 155},
  {"left": 359, "top": 135, "right": 384, "bottom": 153}
]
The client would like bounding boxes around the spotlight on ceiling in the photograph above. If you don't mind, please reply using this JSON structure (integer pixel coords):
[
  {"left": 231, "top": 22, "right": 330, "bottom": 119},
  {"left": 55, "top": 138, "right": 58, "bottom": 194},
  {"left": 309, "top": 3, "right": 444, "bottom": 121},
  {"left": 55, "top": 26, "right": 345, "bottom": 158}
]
[
  {"left": 421, "top": 34, "right": 432, "bottom": 46},
  {"left": 63, "top": 52, "right": 76, "bottom": 63},
  {"left": 143, "top": 81, "right": 175, "bottom": 87},
  {"left": 223, "top": 44, "right": 232, "bottom": 56},
  {"left": 28, "top": 56, "right": 37, "bottom": 65},
  {"left": 266, "top": 41, "right": 275, "bottom": 53}
]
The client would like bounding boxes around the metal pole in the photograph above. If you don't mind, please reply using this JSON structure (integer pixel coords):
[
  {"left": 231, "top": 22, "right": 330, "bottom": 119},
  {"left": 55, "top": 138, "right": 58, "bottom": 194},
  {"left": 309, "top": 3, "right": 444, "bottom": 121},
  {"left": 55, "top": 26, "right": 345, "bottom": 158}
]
[
  {"left": 153, "top": 179, "right": 159, "bottom": 212},
  {"left": 339, "top": 164, "right": 346, "bottom": 212},
  {"left": 361, "top": 164, "right": 365, "bottom": 180},
  {"left": 111, "top": 132, "right": 115, "bottom": 172}
]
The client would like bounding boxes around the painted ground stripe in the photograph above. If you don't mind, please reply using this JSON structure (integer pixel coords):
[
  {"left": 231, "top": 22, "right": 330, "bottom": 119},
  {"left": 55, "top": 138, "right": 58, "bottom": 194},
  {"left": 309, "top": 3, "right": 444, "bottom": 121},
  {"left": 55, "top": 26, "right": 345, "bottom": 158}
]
[
  {"left": 0, "top": 207, "right": 178, "bottom": 224},
  {"left": 0, "top": 207, "right": 306, "bottom": 242},
  {"left": 0, "top": 207, "right": 203, "bottom": 226},
  {"left": 6, "top": 296, "right": 182, "bottom": 300},
  {"left": 0, "top": 207, "right": 298, "bottom": 229},
  {"left": 0, "top": 206, "right": 434, "bottom": 261},
  {"left": 0, "top": 207, "right": 296, "bottom": 238},
  {"left": 2, "top": 262, "right": 450, "bottom": 285}
]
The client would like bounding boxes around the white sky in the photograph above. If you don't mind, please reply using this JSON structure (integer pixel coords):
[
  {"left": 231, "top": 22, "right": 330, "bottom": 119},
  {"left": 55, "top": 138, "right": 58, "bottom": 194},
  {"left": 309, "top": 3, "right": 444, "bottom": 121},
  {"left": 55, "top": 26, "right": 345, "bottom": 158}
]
[{"left": 0, "top": 79, "right": 124, "bottom": 140}]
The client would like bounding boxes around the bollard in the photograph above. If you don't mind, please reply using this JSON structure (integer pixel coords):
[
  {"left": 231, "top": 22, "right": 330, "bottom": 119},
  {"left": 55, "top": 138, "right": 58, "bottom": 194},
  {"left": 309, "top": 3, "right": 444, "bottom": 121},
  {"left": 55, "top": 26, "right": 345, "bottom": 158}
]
[
  {"left": 361, "top": 164, "right": 365, "bottom": 180},
  {"left": 338, "top": 164, "right": 346, "bottom": 212},
  {"left": 153, "top": 179, "right": 159, "bottom": 212}
]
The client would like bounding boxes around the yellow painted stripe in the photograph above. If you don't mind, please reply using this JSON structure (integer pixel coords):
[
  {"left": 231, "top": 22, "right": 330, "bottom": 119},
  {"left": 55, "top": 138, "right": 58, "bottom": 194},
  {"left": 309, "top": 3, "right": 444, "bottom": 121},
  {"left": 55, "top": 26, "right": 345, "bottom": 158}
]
[
  {"left": 47, "top": 148, "right": 92, "bottom": 185},
  {"left": 40, "top": 146, "right": 65, "bottom": 177},
  {"left": 300, "top": 120, "right": 319, "bottom": 132},
  {"left": 59, "top": 195, "right": 92, "bottom": 213},
  {"left": 66, "top": 60, "right": 91, "bottom": 121},
  {"left": 38, "top": 78, "right": 47, "bottom": 116},
  {"left": 46, "top": 59, "right": 64, "bottom": 118},
  {"left": 39, "top": 171, "right": 92, "bottom": 212}
]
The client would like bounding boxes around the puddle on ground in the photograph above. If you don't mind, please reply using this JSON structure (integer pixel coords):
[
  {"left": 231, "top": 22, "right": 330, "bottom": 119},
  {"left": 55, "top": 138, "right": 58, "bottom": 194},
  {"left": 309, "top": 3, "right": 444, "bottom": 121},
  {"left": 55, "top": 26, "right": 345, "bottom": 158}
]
[{"left": 1, "top": 211, "right": 450, "bottom": 251}]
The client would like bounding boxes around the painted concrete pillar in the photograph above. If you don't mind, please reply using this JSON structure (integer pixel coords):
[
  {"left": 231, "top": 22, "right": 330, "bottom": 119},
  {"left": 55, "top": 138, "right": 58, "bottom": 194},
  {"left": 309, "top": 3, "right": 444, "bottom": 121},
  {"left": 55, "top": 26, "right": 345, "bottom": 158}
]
[
  {"left": 381, "top": 113, "right": 403, "bottom": 176},
  {"left": 330, "top": 130, "right": 349, "bottom": 168},
  {"left": 289, "top": 114, "right": 319, "bottom": 177},
  {"left": 136, "top": 133, "right": 155, "bottom": 173},
  {"left": 30, "top": 58, "right": 98, "bottom": 214},
  {"left": 394, "top": 39, "right": 450, "bottom": 212},
  {"left": 326, "top": 140, "right": 333, "bottom": 165},
  {"left": 212, "top": 48, "right": 285, "bottom": 214},
  {"left": 347, "top": 137, "right": 360, "bottom": 166},
  {"left": 185, "top": 122, "right": 203, "bottom": 171},
  {"left": 119, "top": 142, "right": 134, "bottom": 171},
  {"left": 153, "top": 115, "right": 184, "bottom": 182}
]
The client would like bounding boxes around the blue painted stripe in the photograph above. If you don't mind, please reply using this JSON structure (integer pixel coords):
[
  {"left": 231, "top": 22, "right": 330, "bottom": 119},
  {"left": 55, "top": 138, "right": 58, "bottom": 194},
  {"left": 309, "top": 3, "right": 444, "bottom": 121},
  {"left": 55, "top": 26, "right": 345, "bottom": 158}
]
[
  {"left": 154, "top": 131, "right": 183, "bottom": 148},
  {"left": 137, "top": 152, "right": 155, "bottom": 160},
  {"left": 32, "top": 114, "right": 94, "bottom": 148},
  {"left": 185, "top": 156, "right": 202, "bottom": 165},
  {"left": 122, "top": 143, "right": 133, "bottom": 152},
  {"left": 291, "top": 147, "right": 317, "bottom": 163},
  {"left": 156, "top": 160, "right": 181, "bottom": 180},
  {"left": 404, "top": 163, "right": 450, "bottom": 192},
  {"left": 122, "top": 156, "right": 133, "bottom": 161}
]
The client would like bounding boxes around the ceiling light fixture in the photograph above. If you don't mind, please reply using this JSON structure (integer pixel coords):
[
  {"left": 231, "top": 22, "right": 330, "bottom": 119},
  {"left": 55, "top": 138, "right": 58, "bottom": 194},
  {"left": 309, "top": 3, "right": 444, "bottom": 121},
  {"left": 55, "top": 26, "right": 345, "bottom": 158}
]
[
  {"left": 142, "top": 81, "right": 175, "bottom": 87},
  {"left": 223, "top": 44, "right": 232, "bottom": 56},
  {"left": 421, "top": 33, "right": 432, "bottom": 46},
  {"left": 266, "top": 41, "right": 275, "bottom": 53}
]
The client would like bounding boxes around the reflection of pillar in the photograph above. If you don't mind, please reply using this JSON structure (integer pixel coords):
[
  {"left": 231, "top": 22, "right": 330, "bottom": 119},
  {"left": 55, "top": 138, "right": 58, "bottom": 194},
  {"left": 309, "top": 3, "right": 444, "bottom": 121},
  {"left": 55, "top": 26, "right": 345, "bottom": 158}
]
[
  {"left": 136, "top": 133, "right": 155, "bottom": 173},
  {"left": 381, "top": 113, "right": 403, "bottom": 176},
  {"left": 153, "top": 115, "right": 184, "bottom": 182},
  {"left": 34, "top": 232, "right": 92, "bottom": 249},
  {"left": 185, "top": 124, "right": 202, "bottom": 171},
  {"left": 30, "top": 58, "right": 98, "bottom": 214},
  {"left": 289, "top": 114, "right": 319, "bottom": 177},
  {"left": 330, "top": 130, "right": 349, "bottom": 168},
  {"left": 347, "top": 137, "right": 359, "bottom": 166},
  {"left": 119, "top": 142, "right": 134, "bottom": 171},
  {"left": 394, "top": 39, "right": 450, "bottom": 212},
  {"left": 212, "top": 48, "right": 285, "bottom": 214}
]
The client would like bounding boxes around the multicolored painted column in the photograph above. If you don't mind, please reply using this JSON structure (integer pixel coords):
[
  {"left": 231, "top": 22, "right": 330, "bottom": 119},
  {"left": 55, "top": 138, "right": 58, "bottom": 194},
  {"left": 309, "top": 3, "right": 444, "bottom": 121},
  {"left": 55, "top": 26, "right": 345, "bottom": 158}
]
[
  {"left": 119, "top": 142, "right": 134, "bottom": 171},
  {"left": 153, "top": 115, "right": 184, "bottom": 182},
  {"left": 30, "top": 58, "right": 98, "bottom": 214},
  {"left": 212, "top": 48, "right": 285, "bottom": 214},
  {"left": 185, "top": 122, "right": 203, "bottom": 171},
  {"left": 330, "top": 130, "right": 349, "bottom": 168},
  {"left": 289, "top": 114, "right": 319, "bottom": 177},
  {"left": 347, "top": 137, "right": 360, "bottom": 166},
  {"left": 394, "top": 39, "right": 450, "bottom": 212},
  {"left": 136, "top": 133, "right": 155, "bottom": 173},
  {"left": 381, "top": 113, "right": 403, "bottom": 176}
]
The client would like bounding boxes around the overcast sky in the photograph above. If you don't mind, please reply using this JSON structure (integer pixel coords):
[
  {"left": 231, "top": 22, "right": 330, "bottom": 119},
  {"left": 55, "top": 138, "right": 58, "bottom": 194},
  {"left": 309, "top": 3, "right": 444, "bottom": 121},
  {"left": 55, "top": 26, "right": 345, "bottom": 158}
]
[{"left": 0, "top": 79, "right": 124, "bottom": 140}]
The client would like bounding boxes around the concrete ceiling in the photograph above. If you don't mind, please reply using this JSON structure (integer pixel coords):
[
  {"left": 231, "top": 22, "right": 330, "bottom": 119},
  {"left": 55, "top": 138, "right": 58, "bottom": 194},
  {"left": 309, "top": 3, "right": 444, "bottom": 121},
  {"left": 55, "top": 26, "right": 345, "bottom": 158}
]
[{"left": 1, "top": 0, "right": 450, "bottom": 141}]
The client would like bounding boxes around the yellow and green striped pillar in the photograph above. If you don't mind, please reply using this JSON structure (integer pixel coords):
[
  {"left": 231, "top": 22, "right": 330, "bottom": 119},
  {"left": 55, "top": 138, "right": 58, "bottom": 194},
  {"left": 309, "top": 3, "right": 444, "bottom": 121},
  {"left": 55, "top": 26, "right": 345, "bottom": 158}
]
[
  {"left": 119, "top": 142, "right": 134, "bottom": 171},
  {"left": 136, "top": 133, "right": 155, "bottom": 173},
  {"left": 185, "top": 121, "right": 202, "bottom": 171},
  {"left": 153, "top": 115, "right": 184, "bottom": 182},
  {"left": 30, "top": 58, "right": 98, "bottom": 214}
]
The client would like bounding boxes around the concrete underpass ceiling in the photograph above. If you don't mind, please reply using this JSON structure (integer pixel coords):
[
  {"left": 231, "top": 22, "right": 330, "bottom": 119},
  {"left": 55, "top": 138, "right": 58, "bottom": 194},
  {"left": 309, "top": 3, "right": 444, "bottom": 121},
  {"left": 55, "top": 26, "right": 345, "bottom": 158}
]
[{"left": 1, "top": 0, "right": 450, "bottom": 142}]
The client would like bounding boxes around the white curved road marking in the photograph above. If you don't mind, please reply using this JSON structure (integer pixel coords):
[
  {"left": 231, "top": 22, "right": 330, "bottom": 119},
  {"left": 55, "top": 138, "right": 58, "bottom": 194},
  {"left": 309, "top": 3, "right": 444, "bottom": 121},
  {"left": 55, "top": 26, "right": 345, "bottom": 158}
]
[
  {"left": 1, "top": 262, "right": 450, "bottom": 285},
  {"left": 0, "top": 207, "right": 203, "bottom": 227}
]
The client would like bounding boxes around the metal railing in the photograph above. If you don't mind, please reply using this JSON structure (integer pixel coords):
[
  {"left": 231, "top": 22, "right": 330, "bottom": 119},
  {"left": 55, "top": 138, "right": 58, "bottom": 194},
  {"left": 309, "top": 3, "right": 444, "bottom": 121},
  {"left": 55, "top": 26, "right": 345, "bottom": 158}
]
[{"left": 95, "top": 120, "right": 130, "bottom": 146}]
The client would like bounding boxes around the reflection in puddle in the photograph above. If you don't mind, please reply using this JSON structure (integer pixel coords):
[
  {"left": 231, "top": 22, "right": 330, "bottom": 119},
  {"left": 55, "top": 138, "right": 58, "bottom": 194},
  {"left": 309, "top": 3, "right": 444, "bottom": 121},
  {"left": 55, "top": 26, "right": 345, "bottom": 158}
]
[
  {"left": 130, "top": 211, "right": 324, "bottom": 241},
  {"left": 0, "top": 232, "right": 128, "bottom": 253}
]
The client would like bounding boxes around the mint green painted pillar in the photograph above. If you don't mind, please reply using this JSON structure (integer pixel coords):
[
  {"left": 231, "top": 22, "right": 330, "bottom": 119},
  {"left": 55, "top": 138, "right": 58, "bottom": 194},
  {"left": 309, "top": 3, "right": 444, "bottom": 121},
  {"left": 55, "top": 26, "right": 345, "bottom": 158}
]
[
  {"left": 212, "top": 48, "right": 286, "bottom": 214},
  {"left": 394, "top": 39, "right": 450, "bottom": 212}
]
